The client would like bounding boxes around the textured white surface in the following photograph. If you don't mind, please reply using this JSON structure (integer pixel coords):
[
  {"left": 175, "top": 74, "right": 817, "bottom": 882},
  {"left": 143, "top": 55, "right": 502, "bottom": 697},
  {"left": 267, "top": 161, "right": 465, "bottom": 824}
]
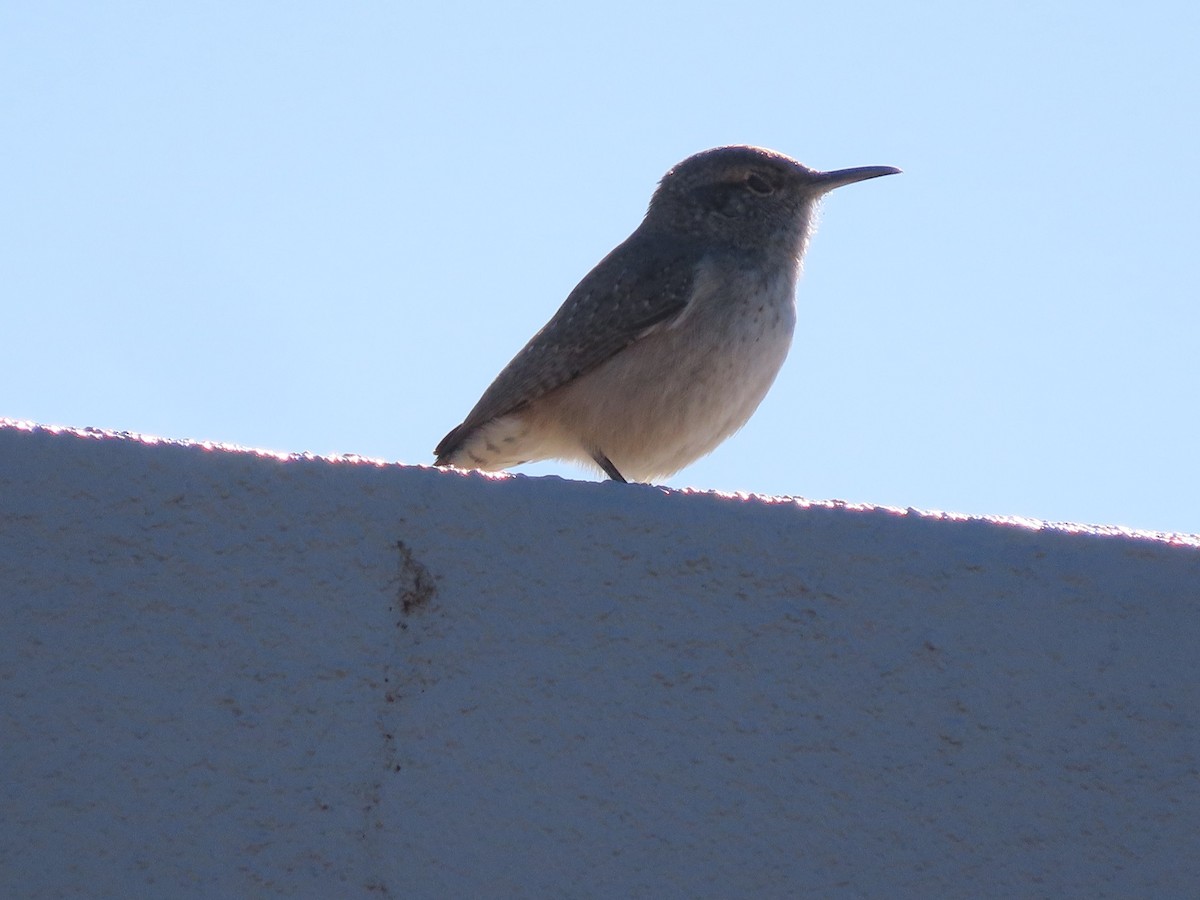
[{"left": 2, "top": 420, "right": 1198, "bottom": 897}]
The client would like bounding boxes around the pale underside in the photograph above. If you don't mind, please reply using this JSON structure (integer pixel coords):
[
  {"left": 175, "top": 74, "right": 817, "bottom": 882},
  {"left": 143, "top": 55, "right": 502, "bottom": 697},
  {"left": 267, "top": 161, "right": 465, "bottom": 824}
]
[{"left": 444, "top": 257, "right": 798, "bottom": 482}]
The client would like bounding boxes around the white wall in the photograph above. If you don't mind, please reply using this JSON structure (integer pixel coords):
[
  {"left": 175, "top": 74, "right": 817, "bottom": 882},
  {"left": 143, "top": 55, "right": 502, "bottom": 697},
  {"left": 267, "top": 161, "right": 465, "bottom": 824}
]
[{"left": 2, "top": 421, "right": 1198, "bottom": 897}]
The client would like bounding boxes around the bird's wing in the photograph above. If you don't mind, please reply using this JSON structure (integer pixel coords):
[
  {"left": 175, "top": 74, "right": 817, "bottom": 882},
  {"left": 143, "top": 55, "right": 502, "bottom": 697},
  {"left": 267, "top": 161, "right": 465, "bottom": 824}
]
[{"left": 434, "top": 232, "right": 699, "bottom": 460}]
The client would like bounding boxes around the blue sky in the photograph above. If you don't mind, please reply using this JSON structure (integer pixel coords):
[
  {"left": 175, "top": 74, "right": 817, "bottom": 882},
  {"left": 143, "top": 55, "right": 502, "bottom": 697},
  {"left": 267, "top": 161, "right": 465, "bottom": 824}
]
[{"left": 4, "top": 2, "right": 1198, "bottom": 534}]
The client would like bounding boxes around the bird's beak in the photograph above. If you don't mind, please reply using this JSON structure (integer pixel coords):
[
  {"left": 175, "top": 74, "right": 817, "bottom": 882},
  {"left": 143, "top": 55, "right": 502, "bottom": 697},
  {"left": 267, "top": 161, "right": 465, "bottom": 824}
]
[{"left": 812, "top": 165, "right": 902, "bottom": 193}]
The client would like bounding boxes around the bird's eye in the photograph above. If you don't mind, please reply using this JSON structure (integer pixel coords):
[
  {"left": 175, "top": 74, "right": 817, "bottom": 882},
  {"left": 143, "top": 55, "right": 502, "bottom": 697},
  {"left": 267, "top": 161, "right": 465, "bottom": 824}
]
[{"left": 745, "top": 173, "right": 774, "bottom": 195}]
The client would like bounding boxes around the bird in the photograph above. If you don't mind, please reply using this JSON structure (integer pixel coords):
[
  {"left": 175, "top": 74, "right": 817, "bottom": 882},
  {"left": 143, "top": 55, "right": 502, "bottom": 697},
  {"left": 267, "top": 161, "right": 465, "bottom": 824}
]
[{"left": 433, "top": 145, "right": 899, "bottom": 483}]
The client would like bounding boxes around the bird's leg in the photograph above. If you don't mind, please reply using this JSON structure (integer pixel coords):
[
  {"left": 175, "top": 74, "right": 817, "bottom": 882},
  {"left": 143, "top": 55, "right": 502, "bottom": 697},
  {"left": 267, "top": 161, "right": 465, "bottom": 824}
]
[{"left": 592, "top": 450, "right": 627, "bottom": 483}]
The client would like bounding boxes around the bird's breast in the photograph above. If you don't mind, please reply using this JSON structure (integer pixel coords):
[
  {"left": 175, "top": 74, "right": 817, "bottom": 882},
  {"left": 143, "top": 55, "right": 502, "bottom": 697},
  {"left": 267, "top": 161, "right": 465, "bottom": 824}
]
[
  {"left": 526, "top": 254, "right": 800, "bottom": 481},
  {"left": 661, "top": 254, "right": 798, "bottom": 425}
]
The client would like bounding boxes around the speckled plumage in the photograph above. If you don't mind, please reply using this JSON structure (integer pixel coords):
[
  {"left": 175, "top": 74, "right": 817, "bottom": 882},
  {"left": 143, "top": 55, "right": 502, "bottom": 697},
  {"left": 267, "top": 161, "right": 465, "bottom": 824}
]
[{"left": 434, "top": 146, "right": 899, "bottom": 482}]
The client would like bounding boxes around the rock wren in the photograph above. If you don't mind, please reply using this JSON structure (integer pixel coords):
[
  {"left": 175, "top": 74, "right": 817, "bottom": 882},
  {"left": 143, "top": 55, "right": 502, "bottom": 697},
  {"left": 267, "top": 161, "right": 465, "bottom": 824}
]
[{"left": 434, "top": 145, "right": 899, "bottom": 483}]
